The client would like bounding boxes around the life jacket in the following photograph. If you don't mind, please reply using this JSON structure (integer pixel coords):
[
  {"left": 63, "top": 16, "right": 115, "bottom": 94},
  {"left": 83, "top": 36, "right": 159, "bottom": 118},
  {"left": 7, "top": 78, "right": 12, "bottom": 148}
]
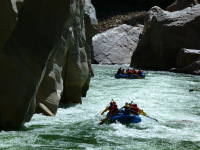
[
  {"left": 113, "top": 106, "right": 118, "bottom": 112},
  {"left": 130, "top": 104, "right": 136, "bottom": 109},
  {"left": 110, "top": 105, "right": 120, "bottom": 115},
  {"left": 124, "top": 105, "right": 131, "bottom": 111},
  {"left": 138, "top": 70, "right": 142, "bottom": 75},
  {"left": 109, "top": 105, "right": 113, "bottom": 110},
  {"left": 132, "top": 107, "right": 139, "bottom": 116},
  {"left": 133, "top": 107, "right": 139, "bottom": 112},
  {"left": 128, "top": 71, "right": 132, "bottom": 75},
  {"left": 132, "top": 70, "right": 137, "bottom": 74},
  {"left": 132, "top": 104, "right": 137, "bottom": 107},
  {"left": 126, "top": 69, "right": 130, "bottom": 74}
]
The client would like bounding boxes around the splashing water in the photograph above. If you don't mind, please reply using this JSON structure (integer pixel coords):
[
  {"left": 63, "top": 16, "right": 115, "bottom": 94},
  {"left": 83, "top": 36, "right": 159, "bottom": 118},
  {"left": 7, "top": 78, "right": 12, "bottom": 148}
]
[{"left": 0, "top": 64, "right": 200, "bottom": 150}]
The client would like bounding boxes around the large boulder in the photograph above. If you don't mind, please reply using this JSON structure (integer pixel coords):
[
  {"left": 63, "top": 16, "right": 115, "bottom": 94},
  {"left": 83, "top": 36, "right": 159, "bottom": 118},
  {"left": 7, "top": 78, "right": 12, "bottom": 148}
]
[
  {"left": 166, "top": 0, "right": 198, "bottom": 12},
  {"left": 0, "top": 0, "right": 97, "bottom": 130},
  {"left": 170, "top": 48, "right": 200, "bottom": 74},
  {"left": 131, "top": 5, "right": 200, "bottom": 70},
  {"left": 170, "top": 59, "right": 200, "bottom": 75},
  {"left": 177, "top": 48, "right": 200, "bottom": 68},
  {"left": 93, "top": 24, "right": 143, "bottom": 65}
]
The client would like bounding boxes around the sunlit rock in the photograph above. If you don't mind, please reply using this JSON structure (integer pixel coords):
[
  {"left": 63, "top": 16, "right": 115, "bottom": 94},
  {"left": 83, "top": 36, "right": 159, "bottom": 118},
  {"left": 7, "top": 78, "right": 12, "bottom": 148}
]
[{"left": 93, "top": 24, "right": 143, "bottom": 65}]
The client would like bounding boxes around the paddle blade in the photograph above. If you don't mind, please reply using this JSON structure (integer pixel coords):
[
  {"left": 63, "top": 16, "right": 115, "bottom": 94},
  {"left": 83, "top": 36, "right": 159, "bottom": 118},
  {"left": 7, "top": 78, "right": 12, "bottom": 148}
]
[{"left": 98, "top": 118, "right": 107, "bottom": 125}]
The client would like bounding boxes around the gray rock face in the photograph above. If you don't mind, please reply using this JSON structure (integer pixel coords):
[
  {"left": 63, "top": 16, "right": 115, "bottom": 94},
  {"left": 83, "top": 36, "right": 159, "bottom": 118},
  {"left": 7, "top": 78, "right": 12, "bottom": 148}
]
[
  {"left": 131, "top": 5, "right": 200, "bottom": 70},
  {"left": 166, "top": 0, "right": 198, "bottom": 12},
  {"left": 170, "top": 59, "right": 200, "bottom": 75},
  {"left": 0, "top": 0, "right": 97, "bottom": 130},
  {"left": 170, "top": 48, "right": 200, "bottom": 74},
  {"left": 93, "top": 24, "right": 143, "bottom": 65}
]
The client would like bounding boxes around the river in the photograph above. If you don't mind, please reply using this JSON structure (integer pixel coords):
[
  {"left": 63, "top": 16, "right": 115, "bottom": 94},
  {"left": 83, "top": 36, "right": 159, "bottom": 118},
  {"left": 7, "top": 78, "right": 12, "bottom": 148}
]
[{"left": 0, "top": 64, "right": 200, "bottom": 150}]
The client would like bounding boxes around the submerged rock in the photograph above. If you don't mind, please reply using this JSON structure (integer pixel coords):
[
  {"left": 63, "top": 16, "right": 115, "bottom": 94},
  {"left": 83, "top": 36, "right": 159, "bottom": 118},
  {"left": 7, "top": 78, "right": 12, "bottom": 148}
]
[
  {"left": 93, "top": 24, "right": 143, "bottom": 65},
  {"left": 0, "top": 0, "right": 97, "bottom": 130}
]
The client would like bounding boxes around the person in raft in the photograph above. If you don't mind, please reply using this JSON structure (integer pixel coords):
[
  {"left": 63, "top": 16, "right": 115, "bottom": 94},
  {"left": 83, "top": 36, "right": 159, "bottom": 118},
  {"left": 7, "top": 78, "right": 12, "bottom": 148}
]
[
  {"left": 137, "top": 68, "right": 143, "bottom": 76},
  {"left": 109, "top": 104, "right": 121, "bottom": 116},
  {"left": 101, "top": 99, "right": 118, "bottom": 115},
  {"left": 117, "top": 67, "right": 122, "bottom": 74},
  {"left": 117, "top": 67, "right": 125, "bottom": 74},
  {"left": 127, "top": 69, "right": 132, "bottom": 76},
  {"left": 122, "top": 102, "right": 131, "bottom": 115},
  {"left": 132, "top": 68, "right": 137, "bottom": 75},
  {"left": 121, "top": 69, "right": 125, "bottom": 74},
  {"left": 100, "top": 100, "right": 121, "bottom": 122},
  {"left": 129, "top": 101, "right": 147, "bottom": 116}
]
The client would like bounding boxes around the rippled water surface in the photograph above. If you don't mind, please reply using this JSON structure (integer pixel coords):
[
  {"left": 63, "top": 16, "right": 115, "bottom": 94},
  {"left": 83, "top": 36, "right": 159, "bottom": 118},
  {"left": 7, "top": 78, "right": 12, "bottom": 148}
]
[{"left": 1, "top": 65, "right": 200, "bottom": 150}]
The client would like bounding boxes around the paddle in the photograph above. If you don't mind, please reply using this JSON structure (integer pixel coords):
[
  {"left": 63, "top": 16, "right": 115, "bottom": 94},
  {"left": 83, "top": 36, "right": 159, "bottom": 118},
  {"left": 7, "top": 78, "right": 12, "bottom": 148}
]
[
  {"left": 98, "top": 109, "right": 119, "bottom": 125},
  {"left": 128, "top": 101, "right": 158, "bottom": 122},
  {"left": 131, "top": 110, "right": 159, "bottom": 122},
  {"left": 98, "top": 118, "right": 107, "bottom": 125},
  {"left": 143, "top": 114, "right": 159, "bottom": 122}
]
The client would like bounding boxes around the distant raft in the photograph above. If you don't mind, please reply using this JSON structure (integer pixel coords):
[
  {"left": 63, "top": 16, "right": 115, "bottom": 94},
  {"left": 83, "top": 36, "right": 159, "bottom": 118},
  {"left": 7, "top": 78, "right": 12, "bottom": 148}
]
[
  {"left": 114, "top": 72, "right": 146, "bottom": 79},
  {"left": 106, "top": 109, "right": 142, "bottom": 124}
]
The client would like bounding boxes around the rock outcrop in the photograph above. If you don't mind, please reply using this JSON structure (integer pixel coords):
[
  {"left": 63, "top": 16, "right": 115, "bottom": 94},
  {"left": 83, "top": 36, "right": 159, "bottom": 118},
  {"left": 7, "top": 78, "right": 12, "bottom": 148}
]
[
  {"left": 0, "top": 0, "right": 97, "bottom": 130},
  {"left": 166, "top": 0, "right": 198, "bottom": 12},
  {"left": 93, "top": 24, "right": 143, "bottom": 65},
  {"left": 176, "top": 49, "right": 200, "bottom": 68},
  {"left": 170, "top": 49, "right": 200, "bottom": 74},
  {"left": 170, "top": 59, "right": 200, "bottom": 75},
  {"left": 131, "top": 5, "right": 200, "bottom": 70}
]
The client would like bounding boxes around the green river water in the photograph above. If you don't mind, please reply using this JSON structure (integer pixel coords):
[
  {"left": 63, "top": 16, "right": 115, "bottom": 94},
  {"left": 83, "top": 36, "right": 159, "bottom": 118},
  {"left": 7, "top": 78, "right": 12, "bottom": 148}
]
[{"left": 0, "top": 64, "right": 200, "bottom": 150}]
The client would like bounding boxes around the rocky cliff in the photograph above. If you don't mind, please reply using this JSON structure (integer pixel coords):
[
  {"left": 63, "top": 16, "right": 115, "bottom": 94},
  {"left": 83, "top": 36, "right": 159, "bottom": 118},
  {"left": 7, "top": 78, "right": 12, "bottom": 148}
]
[
  {"left": 130, "top": 4, "right": 200, "bottom": 71},
  {"left": 0, "top": 0, "right": 97, "bottom": 130}
]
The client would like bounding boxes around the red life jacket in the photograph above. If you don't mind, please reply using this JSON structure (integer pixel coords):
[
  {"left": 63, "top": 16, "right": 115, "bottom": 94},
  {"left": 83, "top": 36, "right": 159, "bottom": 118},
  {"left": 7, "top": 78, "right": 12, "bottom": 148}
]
[
  {"left": 113, "top": 107, "right": 118, "bottom": 112},
  {"left": 133, "top": 107, "right": 139, "bottom": 112},
  {"left": 138, "top": 70, "right": 142, "bottom": 75}
]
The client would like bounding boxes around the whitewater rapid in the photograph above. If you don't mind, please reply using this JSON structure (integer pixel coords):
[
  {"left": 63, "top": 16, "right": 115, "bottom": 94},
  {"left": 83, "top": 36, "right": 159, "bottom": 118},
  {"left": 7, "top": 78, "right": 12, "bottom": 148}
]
[{"left": 0, "top": 64, "right": 200, "bottom": 150}]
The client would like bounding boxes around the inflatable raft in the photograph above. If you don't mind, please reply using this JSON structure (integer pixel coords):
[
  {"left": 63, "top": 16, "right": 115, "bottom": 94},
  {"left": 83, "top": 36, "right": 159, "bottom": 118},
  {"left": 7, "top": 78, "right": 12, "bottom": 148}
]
[
  {"left": 114, "top": 72, "right": 146, "bottom": 79},
  {"left": 106, "top": 109, "right": 141, "bottom": 124}
]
